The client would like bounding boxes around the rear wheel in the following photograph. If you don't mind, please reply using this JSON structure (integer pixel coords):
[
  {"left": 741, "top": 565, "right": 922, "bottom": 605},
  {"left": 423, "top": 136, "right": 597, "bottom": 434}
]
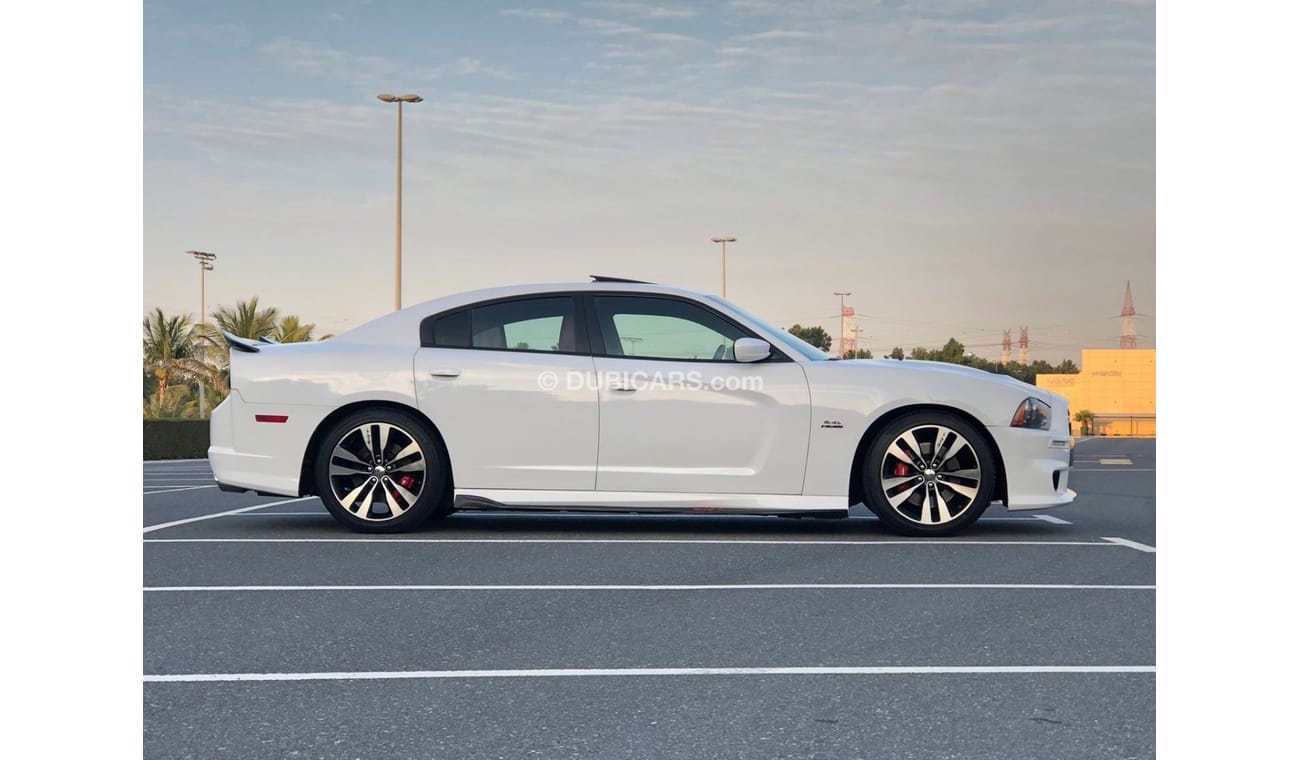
[
  {"left": 313, "top": 408, "right": 448, "bottom": 533},
  {"left": 862, "top": 411, "right": 995, "bottom": 536}
]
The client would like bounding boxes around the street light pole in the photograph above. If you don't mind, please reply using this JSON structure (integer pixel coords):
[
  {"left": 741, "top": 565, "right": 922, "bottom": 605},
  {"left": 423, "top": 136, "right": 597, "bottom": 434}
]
[
  {"left": 834, "top": 291, "right": 852, "bottom": 358},
  {"left": 710, "top": 237, "right": 736, "bottom": 297},
  {"left": 186, "top": 250, "right": 216, "bottom": 418},
  {"left": 377, "top": 93, "right": 423, "bottom": 311}
]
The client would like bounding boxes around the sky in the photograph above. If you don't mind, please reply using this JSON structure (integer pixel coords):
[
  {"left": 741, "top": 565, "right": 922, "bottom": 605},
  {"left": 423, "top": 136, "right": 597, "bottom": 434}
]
[{"left": 143, "top": 0, "right": 1154, "bottom": 363}]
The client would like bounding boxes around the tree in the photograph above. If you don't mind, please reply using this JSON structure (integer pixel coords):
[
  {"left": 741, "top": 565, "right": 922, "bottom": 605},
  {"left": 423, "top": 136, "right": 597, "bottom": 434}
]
[
  {"left": 939, "top": 338, "right": 965, "bottom": 364},
  {"left": 272, "top": 314, "right": 318, "bottom": 343},
  {"left": 848, "top": 348, "right": 873, "bottom": 359},
  {"left": 888, "top": 346, "right": 905, "bottom": 360},
  {"left": 204, "top": 296, "right": 281, "bottom": 370},
  {"left": 787, "top": 324, "right": 832, "bottom": 351},
  {"left": 144, "top": 383, "right": 229, "bottom": 420},
  {"left": 143, "top": 308, "right": 223, "bottom": 411},
  {"left": 210, "top": 297, "right": 280, "bottom": 342},
  {"left": 1073, "top": 409, "right": 1095, "bottom": 436}
]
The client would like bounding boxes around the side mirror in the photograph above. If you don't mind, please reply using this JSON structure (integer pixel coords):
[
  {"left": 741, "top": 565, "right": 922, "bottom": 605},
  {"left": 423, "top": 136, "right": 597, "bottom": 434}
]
[{"left": 734, "top": 338, "right": 771, "bottom": 363}]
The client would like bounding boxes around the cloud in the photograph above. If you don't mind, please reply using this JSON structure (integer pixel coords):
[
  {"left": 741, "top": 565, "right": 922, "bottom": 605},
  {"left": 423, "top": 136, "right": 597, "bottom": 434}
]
[
  {"left": 259, "top": 38, "right": 513, "bottom": 83},
  {"left": 577, "top": 17, "right": 645, "bottom": 35},
  {"left": 423, "top": 57, "right": 517, "bottom": 81},
  {"left": 582, "top": 1, "right": 699, "bottom": 19},
  {"left": 500, "top": 8, "right": 570, "bottom": 22},
  {"left": 735, "top": 30, "right": 829, "bottom": 42},
  {"left": 260, "top": 37, "right": 396, "bottom": 79}
]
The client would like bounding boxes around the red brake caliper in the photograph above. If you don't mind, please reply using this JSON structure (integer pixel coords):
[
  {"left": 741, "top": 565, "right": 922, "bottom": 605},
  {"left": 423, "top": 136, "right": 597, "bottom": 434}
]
[
  {"left": 398, "top": 474, "right": 416, "bottom": 490},
  {"left": 893, "top": 462, "right": 912, "bottom": 477}
]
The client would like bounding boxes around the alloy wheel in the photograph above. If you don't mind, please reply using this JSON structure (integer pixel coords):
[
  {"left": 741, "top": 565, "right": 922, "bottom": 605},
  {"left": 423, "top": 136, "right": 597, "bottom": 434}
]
[
  {"left": 327, "top": 422, "right": 427, "bottom": 521},
  {"left": 879, "top": 424, "right": 982, "bottom": 526}
]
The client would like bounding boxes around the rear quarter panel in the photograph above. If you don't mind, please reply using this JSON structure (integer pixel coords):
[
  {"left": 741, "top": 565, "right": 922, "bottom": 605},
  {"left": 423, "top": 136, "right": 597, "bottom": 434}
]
[{"left": 222, "top": 341, "right": 420, "bottom": 493}]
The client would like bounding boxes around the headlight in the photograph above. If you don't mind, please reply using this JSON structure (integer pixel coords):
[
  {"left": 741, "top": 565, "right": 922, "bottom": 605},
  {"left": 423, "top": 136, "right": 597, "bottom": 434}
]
[{"left": 1011, "top": 397, "right": 1051, "bottom": 429}]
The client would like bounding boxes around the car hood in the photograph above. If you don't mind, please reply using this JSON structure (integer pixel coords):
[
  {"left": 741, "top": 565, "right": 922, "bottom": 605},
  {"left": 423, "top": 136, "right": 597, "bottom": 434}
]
[{"left": 836, "top": 359, "right": 1061, "bottom": 403}]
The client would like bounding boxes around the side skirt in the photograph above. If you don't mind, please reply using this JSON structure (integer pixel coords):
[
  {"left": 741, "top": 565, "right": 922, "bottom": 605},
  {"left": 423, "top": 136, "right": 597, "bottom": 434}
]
[{"left": 453, "top": 489, "right": 849, "bottom": 518}]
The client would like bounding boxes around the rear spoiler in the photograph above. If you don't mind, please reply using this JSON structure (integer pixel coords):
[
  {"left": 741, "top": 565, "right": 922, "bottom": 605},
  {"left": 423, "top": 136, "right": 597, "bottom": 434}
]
[{"left": 223, "top": 331, "right": 261, "bottom": 354}]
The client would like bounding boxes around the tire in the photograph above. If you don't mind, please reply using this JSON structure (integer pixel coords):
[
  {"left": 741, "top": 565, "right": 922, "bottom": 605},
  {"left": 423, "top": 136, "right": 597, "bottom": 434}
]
[
  {"left": 313, "top": 408, "right": 449, "bottom": 533},
  {"left": 861, "top": 411, "right": 996, "bottom": 537}
]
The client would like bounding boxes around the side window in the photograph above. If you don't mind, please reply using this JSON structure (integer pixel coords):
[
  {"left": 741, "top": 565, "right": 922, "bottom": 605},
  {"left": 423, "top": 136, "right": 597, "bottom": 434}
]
[
  {"left": 592, "top": 296, "right": 747, "bottom": 361},
  {"left": 430, "top": 310, "right": 469, "bottom": 348},
  {"left": 468, "top": 297, "right": 578, "bottom": 353}
]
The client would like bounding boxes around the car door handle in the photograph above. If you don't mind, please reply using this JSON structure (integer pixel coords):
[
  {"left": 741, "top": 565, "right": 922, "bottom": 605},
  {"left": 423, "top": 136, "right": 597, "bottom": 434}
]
[
  {"left": 429, "top": 369, "right": 461, "bottom": 378},
  {"left": 611, "top": 386, "right": 637, "bottom": 392}
]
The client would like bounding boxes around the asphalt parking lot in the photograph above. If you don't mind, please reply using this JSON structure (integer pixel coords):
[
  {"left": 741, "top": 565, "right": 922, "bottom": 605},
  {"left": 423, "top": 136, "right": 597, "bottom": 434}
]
[{"left": 143, "top": 437, "right": 1155, "bottom": 760}]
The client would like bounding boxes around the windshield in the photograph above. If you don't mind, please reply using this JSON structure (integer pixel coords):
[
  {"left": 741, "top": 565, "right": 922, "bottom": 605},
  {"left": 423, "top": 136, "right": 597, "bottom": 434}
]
[{"left": 705, "top": 295, "right": 833, "bottom": 362}]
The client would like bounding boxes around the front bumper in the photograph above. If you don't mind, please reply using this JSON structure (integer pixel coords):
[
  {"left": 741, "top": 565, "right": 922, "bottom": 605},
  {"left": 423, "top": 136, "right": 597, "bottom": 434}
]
[{"left": 986, "top": 426, "right": 1076, "bottom": 510}]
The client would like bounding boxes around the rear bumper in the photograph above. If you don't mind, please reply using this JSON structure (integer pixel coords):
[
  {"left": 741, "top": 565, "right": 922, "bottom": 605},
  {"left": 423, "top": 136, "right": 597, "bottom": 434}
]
[
  {"left": 987, "top": 426, "right": 1075, "bottom": 510},
  {"left": 208, "top": 392, "right": 322, "bottom": 497}
]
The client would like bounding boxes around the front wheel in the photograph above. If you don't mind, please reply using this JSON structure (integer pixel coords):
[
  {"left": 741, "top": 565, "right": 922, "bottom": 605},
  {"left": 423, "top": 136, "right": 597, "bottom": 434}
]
[
  {"left": 313, "top": 408, "right": 448, "bottom": 533},
  {"left": 862, "top": 412, "right": 995, "bottom": 536}
]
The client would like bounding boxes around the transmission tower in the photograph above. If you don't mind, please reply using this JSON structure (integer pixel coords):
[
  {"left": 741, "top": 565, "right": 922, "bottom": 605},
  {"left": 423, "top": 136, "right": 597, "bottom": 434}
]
[
  {"left": 1001, "top": 329, "right": 1012, "bottom": 364},
  {"left": 1018, "top": 326, "right": 1029, "bottom": 364},
  {"left": 1120, "top": 280, "right": 1137, "bottom": 349}
]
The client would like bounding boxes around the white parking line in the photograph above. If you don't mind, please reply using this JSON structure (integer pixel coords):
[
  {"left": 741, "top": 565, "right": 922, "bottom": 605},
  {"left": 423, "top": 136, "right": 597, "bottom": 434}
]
[
  {"left": 143, "top": 476, "right": 213, "bottom": 480},
  {"left": 142, "top": 497, "right": 314, "bottom": 533},
  {"left": 1071, "top": 468, "right": 1155, "bottom": 472},
  {"left": 145, "top": 583, "right": 1155, "bottom": 592},
  {"left": 1032, "top": 514, "right": 1072, "bottom": 525},
  {"left": 143, "top": 486, "right": 217, "bottom": 496},
  {"left": 143, "top": 477, "right": 216, "bottom": 481},
  {"left": 227, "top": 511, "right": 327, "bottom": 516},
  {"left": 1101, "top": 536, "right": 1157, "bottom": 553},
  {"left": 144, "top": 538, "right": 1123, "bottom": 546},
  {"left": 144, "top": 665, "right": 1155, "bottom": 683}
]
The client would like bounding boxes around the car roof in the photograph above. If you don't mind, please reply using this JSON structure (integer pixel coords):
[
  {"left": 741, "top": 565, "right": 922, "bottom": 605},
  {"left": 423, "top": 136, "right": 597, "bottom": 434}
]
[
  {"left": 410, "top": 280, "right": 715, "bottom": 310},
  {"left": 333, "top": 280, "right": 720, "bottom": 345}
]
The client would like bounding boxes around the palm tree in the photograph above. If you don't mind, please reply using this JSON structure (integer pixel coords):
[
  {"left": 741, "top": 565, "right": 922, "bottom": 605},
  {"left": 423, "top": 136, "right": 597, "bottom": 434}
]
[
  {"left": 272, "top": 314, "right": 317, "bottom": 343},
  {"left": 1073, "top": 409, "right": 1095, "bottom": 437},
  {"left": 202, "top": 296, "right": 281, "bottom": 370},
  {"left": 210, "top": 297, "right": 279, "bottom": 341},
  {"left": 143, "top": 308, "right": 223, "bottom": 411}
]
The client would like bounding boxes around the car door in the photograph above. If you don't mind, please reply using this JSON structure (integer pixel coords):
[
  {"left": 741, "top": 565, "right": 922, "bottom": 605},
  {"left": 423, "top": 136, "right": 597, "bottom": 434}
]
[
  {"left": 413, "top": 294, "right": 598, "bottom": 491},
  {"left": 588, "top": 293, "right": 811, "bottom": 495}
]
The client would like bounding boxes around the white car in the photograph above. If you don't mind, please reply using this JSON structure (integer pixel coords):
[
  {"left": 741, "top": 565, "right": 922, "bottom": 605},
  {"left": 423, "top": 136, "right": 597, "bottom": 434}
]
[{"left": 210, "top": 278, "right": 1075, "bottom": 535}]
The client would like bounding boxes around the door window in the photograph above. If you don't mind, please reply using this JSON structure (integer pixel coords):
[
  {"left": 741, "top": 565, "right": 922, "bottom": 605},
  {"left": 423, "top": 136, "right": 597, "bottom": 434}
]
[
  {"left": 469, "top": 297, "right": 578, "bottom": 353},
  {"left": 592, "top": 296, "right": 747, "bottom": 361}
]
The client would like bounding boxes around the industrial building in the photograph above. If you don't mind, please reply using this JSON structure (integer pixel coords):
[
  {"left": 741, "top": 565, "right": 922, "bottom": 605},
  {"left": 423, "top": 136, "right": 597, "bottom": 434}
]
[
  {"left": 1036, "top": 348, "right": 1156, "bottom": 436},
  {"left": 1034, "top": 282, "right": 1154, "bottom": 437}
]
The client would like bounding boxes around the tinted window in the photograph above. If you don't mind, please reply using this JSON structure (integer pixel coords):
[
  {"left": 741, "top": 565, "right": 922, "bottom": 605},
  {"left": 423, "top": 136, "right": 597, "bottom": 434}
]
[
  {"left": 592, "top": 296, "right": 747, "bottom": 361},
  {"left": 430, "top": 310, "right": 469, "bottom": 348},
  {"left": 469, "top": 297, "right": 578, "bottom": 353}
]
